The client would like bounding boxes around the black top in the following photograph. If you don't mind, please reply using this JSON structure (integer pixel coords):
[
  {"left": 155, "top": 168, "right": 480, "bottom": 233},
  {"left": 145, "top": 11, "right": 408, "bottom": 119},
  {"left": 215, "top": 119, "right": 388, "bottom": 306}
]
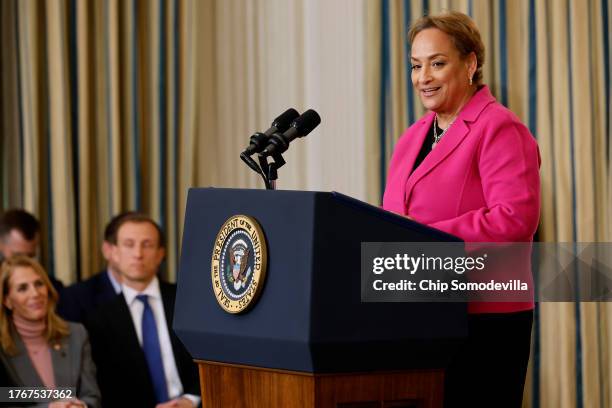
[{"left": 411, "top": 120, "right": 444, "bottom": 174}]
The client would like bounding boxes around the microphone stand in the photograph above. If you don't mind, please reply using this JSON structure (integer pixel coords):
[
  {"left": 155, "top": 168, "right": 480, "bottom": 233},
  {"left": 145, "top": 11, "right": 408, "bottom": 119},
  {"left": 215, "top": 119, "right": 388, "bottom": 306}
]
[
  {"left": 266, "top": 153, "right": 286, "bottom": 190},
  {"left": 257, "top": 155, "right": 271, "bottom": 190},
  {"left": 241, "top": 149, "right": 283, "bottom": 190},
  {"left": 257, "top": 153, "right": 286, "bottom": 190},
  {"left": 241, "top": 152, "right": 271, "bottom": 189}
]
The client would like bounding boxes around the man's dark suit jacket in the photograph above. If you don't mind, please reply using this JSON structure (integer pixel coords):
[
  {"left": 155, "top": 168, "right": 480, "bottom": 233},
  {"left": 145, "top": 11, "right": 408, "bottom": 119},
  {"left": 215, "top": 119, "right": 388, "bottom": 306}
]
[
  {"left": 57, "top": 270, "right": 116, "bottom": 323},
  {"left": 84, "top": 280, "right": 200, "bottom": 408}
]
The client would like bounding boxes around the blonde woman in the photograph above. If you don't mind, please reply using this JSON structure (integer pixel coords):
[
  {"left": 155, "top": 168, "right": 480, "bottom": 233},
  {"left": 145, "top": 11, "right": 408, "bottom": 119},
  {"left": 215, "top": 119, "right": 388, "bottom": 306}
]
[{"left": 0, "top": 256, "right": 100, "bottom": 408}]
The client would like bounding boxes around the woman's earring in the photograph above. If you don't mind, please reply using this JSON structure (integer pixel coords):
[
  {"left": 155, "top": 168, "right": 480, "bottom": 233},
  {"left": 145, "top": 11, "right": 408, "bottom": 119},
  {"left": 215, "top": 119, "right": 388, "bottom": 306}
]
[{"left": 469, "top": 76, "right": 473, "bottom": 85}]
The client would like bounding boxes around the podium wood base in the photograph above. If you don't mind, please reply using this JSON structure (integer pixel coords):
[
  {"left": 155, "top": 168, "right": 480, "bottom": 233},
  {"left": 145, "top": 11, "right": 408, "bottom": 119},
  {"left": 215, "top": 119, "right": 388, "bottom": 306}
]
[{"left": 198, "top": 361, "right": 444, "bottom": 408}]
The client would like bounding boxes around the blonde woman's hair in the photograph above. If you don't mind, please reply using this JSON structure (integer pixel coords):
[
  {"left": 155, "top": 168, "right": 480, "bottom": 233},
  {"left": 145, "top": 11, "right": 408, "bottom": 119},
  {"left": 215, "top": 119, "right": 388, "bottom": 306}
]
[{"left": 0, "top": 256, "right": 69, "bottom": 355}]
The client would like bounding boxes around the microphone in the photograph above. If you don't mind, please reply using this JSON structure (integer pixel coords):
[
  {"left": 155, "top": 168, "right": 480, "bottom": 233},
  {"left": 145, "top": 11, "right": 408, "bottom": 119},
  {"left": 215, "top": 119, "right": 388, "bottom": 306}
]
[
  {"left": 243, "top": 108, "right": 300, "bottom": 155},
  {"left": 261, "top": 109, "right": 321, "bottom": 157}
]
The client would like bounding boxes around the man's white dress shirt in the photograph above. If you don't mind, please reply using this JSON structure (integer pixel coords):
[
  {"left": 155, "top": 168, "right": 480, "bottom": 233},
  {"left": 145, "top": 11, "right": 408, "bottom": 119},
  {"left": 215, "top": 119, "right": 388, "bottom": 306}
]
[{"left": 121, "top": 277, "right": 200, "bottom": 406}]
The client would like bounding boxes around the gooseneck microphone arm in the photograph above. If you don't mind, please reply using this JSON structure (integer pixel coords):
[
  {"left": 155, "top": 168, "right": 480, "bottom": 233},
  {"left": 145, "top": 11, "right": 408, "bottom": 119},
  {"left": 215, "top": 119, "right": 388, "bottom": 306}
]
[{"left": 240, "top": 151, "right": 270, "bottom": 189}]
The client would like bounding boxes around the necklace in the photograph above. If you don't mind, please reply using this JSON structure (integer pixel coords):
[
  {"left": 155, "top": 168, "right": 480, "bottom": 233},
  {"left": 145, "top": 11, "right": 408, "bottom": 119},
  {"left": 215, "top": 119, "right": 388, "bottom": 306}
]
[{"left": 432, "top": 115, "right": 456, "bottom": 149}]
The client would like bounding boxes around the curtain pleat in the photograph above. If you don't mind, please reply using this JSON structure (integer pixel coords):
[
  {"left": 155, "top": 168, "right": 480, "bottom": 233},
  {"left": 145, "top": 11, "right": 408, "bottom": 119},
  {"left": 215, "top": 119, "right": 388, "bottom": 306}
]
[
  {"left": 107, "top": 0, "right": 122, "bottom": 214},
  {"left": 176, "top": 0, "right": 196, "bottom": 254},
  {"left": 193, "top": 0, "right": 218, "bottom": 187},
  {"left": 0, "top": 0, "right": 23, "bottom": 209},
  {"left": 17, "top": 0, "right": 40, "bottom": 216},
  {"left": 164, "top": 0, "right": 177, "bottom": 281},
  {"left": 93, "top": 0, "right": 111, "bottom": 252},
  {"left": 46, "top": 0, "right": 76, "bottom": 284},
  {"left": 75, "top": 1, "right": 99, "bottom": 279}
]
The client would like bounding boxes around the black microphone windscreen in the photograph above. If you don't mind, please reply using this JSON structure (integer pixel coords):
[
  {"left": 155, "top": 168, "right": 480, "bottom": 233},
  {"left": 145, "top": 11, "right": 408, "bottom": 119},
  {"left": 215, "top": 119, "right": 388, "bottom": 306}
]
[
  {"left": 293, "top": 109, "right": 321, "bottom": 137},
  {"left": 272, "top": 108, "right": 300, "bottom": 132}
]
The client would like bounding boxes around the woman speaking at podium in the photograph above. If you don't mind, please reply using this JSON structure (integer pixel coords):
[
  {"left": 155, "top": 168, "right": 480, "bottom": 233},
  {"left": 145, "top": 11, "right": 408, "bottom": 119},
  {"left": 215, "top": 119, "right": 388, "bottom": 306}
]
[{"left": 382, "top": 11, "right": 540, "bottom": 408}]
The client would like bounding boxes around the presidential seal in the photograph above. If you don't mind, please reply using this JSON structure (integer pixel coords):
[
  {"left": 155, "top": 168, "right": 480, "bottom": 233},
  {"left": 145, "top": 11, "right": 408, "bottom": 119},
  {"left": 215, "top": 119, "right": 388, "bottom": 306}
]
[{"left": 211, "top": 215, "right": 268, "bottom": 314}]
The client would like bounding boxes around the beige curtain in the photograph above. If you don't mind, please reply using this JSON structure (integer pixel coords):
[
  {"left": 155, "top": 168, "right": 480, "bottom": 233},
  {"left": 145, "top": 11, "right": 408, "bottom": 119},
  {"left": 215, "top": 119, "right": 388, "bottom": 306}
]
[
  {"left": 0, "top": 1, "right": 380, "bottom": 280},
  {"left": 199, "top": 0, "right": 380, "bottom": 201},
  {"left": 0, "top": 0, "right": 190, "bottom": 282}
]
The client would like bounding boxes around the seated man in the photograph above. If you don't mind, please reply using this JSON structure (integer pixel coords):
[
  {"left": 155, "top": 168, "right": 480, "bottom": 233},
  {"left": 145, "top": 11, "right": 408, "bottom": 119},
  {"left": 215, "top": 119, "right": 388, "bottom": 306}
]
[
  {"left": 0, "top": 209, "right": 64, "bottom": 294},
  {"left": 85, "top": 213, "right": 200, "bottom": 408},
  {"left": 58, "top": 211, "right": 134, "bottom": 322}
]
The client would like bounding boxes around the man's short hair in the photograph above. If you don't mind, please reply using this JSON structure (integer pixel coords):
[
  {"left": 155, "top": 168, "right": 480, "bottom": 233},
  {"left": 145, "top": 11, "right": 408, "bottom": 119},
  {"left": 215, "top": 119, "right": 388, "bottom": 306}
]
[
  {"left": 0, "top": 209, "right": 40, "bottom": 241},
  {"left": 103, "top": 211, "right": 139, "bottom": 243},
  {"left": 110, "top": 213, "right": 165, "bottom": 248}
]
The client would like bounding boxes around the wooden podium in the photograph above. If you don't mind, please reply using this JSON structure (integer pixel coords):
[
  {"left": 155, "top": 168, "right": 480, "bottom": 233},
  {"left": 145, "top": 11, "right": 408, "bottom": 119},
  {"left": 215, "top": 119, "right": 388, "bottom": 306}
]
[
  {"left": 174, "top": 189, "right": 466, "bottom": 408},
  {"left": 198, "top": 361, "right": 444, "bottom": 408}
]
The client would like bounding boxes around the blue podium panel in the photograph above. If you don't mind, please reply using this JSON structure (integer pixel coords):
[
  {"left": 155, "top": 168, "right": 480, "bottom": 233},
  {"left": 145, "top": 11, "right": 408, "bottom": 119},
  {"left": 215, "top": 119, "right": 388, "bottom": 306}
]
[{"left": 174, "top": 188, "right": 466, "bottom": 373}]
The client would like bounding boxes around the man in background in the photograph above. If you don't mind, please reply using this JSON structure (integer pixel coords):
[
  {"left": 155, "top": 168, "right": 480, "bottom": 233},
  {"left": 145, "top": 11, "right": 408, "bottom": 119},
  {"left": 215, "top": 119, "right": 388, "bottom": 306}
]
[
  {"left": 57, "top": 211, "right": 135, "bottom": 322},
  {"left": 85, "top": 213, "right": 200, "bottom": 408},
  {"left": 0, "top": 208, "right": 64, "bottom": 294}
]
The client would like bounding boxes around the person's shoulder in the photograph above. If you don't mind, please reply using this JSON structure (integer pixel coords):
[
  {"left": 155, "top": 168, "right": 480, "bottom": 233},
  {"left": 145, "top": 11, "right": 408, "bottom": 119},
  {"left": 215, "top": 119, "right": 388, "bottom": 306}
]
[
  {"left": 64, "top": 270, "right": 107, "bottom": 296},
  {"left": 67, "top": 321, "right": 86, "bottom": 334},
  {"left": 158, "top": 279, "right": 177, "bottom": 300},
  {"left": 475, "top": 102, "right": 538, "bottom": 155},
  {"left": 463, "top": 86, "right": 525, "bottom": 130},
  {"left": 65, "top": 321, "right": 89, "bottom": 345},
  {"left": 470, "top": 99, "right": 534, "bottom": 145},
  {"left": 482, "top": 101, "right": 524, "bottom": 126},
  {"left": 80, "top": 270, "right": 109, "bottom": 289},
  {"left": 158, "top": 279, "right": 177, "bottom": 291}
]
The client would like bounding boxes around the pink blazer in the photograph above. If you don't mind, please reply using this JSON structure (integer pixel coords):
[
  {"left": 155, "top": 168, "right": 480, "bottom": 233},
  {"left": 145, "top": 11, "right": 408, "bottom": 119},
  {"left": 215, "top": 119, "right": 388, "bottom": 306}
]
[{"left": 382, "top": 86, "right": 541, "bottom": 313}]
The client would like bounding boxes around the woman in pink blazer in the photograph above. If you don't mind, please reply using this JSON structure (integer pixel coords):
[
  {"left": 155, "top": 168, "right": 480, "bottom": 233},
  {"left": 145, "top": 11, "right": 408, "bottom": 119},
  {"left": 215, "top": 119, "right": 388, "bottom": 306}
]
[{"left": 383, "top": 12, "right": 540, "bottom": 408}]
